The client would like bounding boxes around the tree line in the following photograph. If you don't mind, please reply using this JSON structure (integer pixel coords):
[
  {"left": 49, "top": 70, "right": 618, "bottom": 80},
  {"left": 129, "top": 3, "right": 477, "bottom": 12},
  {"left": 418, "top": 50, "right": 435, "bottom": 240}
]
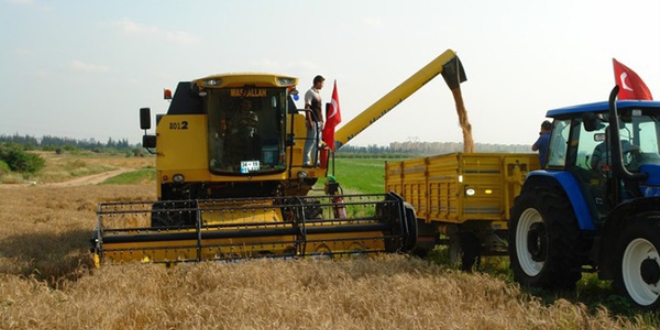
[{"left": 0, "top": 133, "right": 136, "bottom": 152}]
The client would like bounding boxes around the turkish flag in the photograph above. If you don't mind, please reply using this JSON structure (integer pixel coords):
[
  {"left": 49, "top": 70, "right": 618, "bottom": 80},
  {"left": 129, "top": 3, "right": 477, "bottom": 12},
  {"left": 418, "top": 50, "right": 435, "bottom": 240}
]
[
  {"left": 613, "top": 59, "right": 653, "bottom": 100},
  {"left": 323, "top": 80, "right": 342, "bottom": 151}
]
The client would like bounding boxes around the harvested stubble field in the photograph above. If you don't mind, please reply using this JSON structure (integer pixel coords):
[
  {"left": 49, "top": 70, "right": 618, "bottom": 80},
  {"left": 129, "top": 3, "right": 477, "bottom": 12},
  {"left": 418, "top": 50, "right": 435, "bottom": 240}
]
[{"left": 0, "top": 154, "right": 657, "bottom": 329}]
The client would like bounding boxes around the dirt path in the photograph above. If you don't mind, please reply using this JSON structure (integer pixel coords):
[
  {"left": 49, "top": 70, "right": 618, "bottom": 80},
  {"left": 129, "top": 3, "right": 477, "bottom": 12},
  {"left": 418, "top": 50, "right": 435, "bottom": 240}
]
[{"left": 46, "top": 168, "right": 134, "bottom": 187}]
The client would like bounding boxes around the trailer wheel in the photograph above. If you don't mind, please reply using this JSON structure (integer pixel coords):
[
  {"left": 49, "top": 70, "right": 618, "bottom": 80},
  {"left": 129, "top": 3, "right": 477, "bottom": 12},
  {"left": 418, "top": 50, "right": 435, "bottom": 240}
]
[
  {"left": 509, "top": 185, "right": 581, "bottom": 289},
  {"left": 614, "top": 218, "right": 660, "bottom": 309},
  {"left": 448, "top": 228, "right": 480, "bottom": 271}
]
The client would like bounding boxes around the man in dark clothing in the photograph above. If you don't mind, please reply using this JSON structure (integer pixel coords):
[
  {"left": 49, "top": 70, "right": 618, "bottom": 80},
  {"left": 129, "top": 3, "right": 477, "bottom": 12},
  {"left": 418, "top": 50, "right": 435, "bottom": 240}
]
[{"left": 532, "top": 120, "right": 552, "bottom": 168}]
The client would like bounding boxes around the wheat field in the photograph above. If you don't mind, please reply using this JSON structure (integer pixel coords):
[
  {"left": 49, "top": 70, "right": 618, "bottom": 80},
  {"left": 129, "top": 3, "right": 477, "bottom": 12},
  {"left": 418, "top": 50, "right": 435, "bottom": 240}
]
[{"left": 0, "top": 155, "right": 657, "bottom": 329}]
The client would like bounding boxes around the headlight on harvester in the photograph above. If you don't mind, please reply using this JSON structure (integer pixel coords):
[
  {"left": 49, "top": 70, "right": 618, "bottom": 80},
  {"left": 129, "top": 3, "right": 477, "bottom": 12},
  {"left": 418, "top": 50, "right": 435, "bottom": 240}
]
[
  {"left": 465, "top": 187, "right": 476, "bottom": 196},
  {"left": 277, "top": 77, "right": 295, "bottom": 86},
  {"left": 297, "top": 171, "right": 308, "bottom": 180},
  {"left": 202, "top": 79, "right": 222, "bottom": 87},
  {"left": 173, "top": 174, "right": 185, "bottom": 183}
]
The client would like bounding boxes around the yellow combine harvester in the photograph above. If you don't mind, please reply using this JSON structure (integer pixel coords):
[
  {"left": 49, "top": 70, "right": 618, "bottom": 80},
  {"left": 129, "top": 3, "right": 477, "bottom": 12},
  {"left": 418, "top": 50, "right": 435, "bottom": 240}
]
[{"left": 91, "top": 49, "right": 467, "bottom": 266}]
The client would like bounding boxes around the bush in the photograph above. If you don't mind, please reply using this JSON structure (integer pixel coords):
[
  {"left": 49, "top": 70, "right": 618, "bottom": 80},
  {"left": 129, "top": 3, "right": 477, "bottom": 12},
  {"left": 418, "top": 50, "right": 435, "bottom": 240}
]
[
  {"left": 0, "top": 145, "right": 46, "bottom": 174},
  {"left": 0, "top": 160, "right": 11, "bottom": 175}
]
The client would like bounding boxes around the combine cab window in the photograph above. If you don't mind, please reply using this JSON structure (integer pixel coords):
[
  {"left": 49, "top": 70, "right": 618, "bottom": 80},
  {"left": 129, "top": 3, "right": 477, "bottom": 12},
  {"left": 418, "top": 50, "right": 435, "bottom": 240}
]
[{"left": 206, "top": 88, "right": 287, "bottom": 174}]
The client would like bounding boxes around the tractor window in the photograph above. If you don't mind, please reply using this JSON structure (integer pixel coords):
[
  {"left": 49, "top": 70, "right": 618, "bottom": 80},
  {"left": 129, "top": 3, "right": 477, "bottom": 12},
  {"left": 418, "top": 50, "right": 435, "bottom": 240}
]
[
  {"left": 637, "top": 120, "right": 660, "bottom": 154},
  {"left": 619, "top": 111, "right": 660, "bottom": 171},
  {"left": 574, "top": 110, "right": 660, "bottom": 173},
  {"left": 547, "top": 119, "right": 571, "bottom": 168},
  {"left": 575, "top": 118, "right": 608, "bottom": 171},
  {"left": 206, "top": 88, "right": 287, "bottom": 175}
]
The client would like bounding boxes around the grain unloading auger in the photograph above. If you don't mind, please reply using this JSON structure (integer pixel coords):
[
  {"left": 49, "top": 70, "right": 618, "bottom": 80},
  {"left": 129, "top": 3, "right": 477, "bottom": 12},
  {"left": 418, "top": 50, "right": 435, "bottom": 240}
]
[{"left": 91, "top": 49, "right": 467, "bottom": 266}]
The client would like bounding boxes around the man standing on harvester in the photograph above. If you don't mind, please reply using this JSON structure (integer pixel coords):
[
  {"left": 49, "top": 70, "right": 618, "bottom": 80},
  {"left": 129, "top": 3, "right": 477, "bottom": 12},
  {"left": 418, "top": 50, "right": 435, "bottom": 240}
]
[{"left": 304, "top": 75, "right": 325, "bottom": 166}]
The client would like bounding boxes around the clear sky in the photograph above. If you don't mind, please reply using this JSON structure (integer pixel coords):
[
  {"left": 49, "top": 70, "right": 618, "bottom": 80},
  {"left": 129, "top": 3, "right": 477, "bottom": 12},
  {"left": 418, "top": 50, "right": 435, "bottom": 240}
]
[{"left": 1, "top": 0, "right": 659, "bottom": 147}]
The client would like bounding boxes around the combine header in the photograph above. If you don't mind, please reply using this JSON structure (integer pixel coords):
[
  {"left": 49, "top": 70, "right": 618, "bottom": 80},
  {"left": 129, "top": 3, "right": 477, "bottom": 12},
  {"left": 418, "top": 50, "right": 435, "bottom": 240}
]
[
  {"left": 93, "top": 194, "right": 416, "bottom": 264},
  {"left": 91, "top": 49, "right": 467, "bottom": 265}
]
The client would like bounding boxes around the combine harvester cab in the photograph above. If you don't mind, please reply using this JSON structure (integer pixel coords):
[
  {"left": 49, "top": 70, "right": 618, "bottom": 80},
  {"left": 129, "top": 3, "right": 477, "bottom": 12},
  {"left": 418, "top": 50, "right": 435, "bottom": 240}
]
[{"left": 91, "top": 49, "right": 466, "bottom": 266}]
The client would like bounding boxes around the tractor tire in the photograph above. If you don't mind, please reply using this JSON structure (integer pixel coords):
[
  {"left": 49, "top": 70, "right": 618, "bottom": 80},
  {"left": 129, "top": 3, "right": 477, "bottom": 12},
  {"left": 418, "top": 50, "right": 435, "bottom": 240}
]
[
  {"left": 613, "top": 218, "right": 660, "bottom": 309},
  {"left": 508, "top": 185, "right": 581, "bottom": 289},
  {"left": 448, "top": 228, "right": 481, "bottom": 271}
]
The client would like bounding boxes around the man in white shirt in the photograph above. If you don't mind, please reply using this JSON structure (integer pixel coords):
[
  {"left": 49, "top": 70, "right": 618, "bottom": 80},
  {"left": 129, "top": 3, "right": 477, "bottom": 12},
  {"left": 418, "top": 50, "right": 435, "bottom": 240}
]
[{"left": 304, "top": 75, "right": 325, "bottom": 165}]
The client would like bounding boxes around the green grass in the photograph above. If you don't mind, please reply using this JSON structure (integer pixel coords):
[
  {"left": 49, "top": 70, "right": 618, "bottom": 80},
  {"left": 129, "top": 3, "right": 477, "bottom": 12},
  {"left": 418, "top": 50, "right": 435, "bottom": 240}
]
[
  {"left": 101, "top": 167, "right": 156, "bottom": 185},
  {"left": 323, "top": 158, "right": 393, "bottom": 194}
]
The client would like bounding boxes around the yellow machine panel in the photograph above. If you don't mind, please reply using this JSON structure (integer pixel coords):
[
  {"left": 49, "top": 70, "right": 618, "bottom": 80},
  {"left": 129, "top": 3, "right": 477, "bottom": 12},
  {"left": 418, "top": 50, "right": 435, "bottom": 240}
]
[{"left": 157, "top": 115, "right": 209, "bottom": 173}]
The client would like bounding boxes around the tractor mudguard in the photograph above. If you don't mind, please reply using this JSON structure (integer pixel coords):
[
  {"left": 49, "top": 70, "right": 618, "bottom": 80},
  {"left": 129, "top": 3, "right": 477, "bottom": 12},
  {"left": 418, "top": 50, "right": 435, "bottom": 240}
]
[{"left": 526, "top": 171, "right": 595, "bottom": 231}]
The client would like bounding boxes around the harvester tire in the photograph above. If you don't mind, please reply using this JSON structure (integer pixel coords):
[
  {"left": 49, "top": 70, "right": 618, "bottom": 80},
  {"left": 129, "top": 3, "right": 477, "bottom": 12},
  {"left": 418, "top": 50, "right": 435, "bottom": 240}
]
[
  {"left": 448, "top": 227, "right": 480, "bottom": 271},
  {"left": 402, "top": 202, "right": 419, "bottom": 252},
  {"left": 613, "top": 217, "right": 660, "bottom": 309},
  {"left": 509, "top": 185, "right": 581, "bottom": 289}
]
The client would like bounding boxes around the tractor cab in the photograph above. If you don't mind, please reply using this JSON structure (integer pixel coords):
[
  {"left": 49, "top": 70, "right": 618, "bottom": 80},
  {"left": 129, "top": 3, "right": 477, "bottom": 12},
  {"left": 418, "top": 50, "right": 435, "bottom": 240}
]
[{"left": 544, "top": 100, "right": 660, "bottom": 224}]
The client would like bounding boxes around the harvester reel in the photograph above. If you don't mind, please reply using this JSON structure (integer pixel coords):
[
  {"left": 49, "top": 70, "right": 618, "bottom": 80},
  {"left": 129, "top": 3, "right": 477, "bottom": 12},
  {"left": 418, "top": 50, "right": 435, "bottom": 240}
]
[
  {"left": 93, "top": 194, "right": 417, "bottom": 265},
  {"left": 151, "top": 201, "right": 198, "bottom": 227}
]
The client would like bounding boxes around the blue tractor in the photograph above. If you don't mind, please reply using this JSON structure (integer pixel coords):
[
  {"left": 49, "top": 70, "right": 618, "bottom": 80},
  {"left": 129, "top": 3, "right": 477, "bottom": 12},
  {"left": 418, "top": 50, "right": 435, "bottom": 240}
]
[{"left": 509, "top": 86, "right": 660, "bottom": 309}]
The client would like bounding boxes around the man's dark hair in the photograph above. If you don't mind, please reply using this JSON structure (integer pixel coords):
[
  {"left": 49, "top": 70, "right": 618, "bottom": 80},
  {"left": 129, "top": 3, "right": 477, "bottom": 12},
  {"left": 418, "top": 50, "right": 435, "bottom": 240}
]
[
  {"left": 313, "top": 75, "right": 325, "bottom": 85},
  {"left": 541, "top": 120, "right": 552, "bottom": 131}
]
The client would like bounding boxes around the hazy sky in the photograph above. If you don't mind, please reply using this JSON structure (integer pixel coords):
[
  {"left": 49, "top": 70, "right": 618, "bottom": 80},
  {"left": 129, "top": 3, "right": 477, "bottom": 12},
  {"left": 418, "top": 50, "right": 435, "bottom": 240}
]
[{"left": 1, "top": 0, "right": 659, "bottom": 147}]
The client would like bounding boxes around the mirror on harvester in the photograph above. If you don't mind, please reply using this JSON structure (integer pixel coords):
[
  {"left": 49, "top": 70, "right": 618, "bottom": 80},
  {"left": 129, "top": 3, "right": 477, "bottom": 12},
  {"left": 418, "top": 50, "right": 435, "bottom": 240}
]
[{"left": 140, "top": 107, "right": 152, "bottom": 130}]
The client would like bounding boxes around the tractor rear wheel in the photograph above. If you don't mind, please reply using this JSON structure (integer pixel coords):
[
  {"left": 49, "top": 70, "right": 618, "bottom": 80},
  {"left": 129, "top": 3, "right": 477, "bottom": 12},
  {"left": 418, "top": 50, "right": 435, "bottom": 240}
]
[
  {"left": 614, "top": 218, "right": 660, "bottom": 309},
  {"left": 509, "top": 185, "right": 581, "bottom": 289}
]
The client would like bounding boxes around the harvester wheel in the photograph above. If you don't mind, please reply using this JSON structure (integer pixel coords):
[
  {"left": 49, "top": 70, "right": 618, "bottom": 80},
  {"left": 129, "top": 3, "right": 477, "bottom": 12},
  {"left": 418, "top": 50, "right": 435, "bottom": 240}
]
[
  {"left": 613, "top": 218, "right": 660, "bottom": 309},
  {"left": 448, "top": 227, "right": 480, "bottom": 271},
  {"left": 509, "top": 185, "right": 581, "bottom": 289},
  {"left": 402, "top": 203, "right": 419, "bottom": 252}
]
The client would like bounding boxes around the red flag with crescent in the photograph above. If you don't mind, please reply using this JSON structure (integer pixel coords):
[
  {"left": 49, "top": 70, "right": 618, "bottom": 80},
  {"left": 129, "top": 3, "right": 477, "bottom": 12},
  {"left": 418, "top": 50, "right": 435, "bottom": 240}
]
[
  {"left": 613, "top": 59, "right": 653, "bottom": 100},
  {"left": 323, "top": 80, "right": 342, "bottom": 151}
]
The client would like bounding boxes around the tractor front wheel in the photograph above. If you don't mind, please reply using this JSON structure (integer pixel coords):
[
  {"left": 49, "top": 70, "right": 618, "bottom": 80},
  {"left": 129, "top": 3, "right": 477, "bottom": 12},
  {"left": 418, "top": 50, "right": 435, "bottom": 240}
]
[
  {"left": 614, "top": 218, "right": 660, "bottom": 309},
  {"left": 509, "top": 185, "right": 581, "bottom": 289}
]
